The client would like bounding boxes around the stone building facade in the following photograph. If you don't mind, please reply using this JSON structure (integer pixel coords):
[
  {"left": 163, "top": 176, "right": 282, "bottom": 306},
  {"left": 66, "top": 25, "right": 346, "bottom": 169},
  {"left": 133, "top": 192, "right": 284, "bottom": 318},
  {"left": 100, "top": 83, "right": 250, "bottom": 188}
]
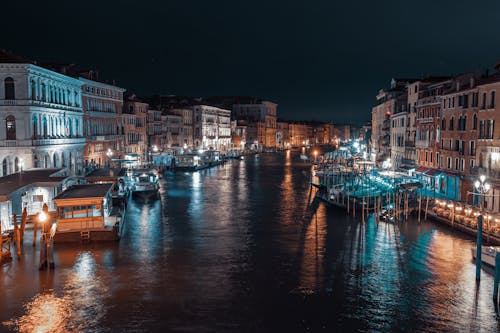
[
  {"left": 79, "top": 76, "right": 125, "bottom": 168},
  {"left": 0, "top": 62, "right": 85, "bottom": 176}
]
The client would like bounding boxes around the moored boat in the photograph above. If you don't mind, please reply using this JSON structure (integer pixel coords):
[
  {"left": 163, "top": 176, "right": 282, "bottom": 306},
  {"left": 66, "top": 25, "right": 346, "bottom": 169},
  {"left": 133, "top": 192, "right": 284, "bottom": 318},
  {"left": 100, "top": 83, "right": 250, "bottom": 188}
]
[
  {"left": 471, "top": 246, "right": 500, "bottom": 267},
  {"left": 130, "top": 169, "right": 160, "bottom": 199}
]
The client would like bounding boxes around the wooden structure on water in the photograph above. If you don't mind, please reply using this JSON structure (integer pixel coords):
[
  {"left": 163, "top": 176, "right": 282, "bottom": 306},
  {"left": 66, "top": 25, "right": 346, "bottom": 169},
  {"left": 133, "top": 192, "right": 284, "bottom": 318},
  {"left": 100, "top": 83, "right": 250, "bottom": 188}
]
[
  {"left": 52, "top": 183, "right": 125, "bottom": 242},
  {"left": 312, "top": 162, "right": 423, "bottom": 223}
]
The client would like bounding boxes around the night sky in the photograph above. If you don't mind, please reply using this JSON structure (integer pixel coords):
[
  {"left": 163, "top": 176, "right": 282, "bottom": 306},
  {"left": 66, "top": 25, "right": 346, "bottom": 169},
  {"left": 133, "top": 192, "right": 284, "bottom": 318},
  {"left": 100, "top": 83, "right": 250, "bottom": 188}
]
[{"left": 2, "top": 0, "right": 500, "bottom": 124}]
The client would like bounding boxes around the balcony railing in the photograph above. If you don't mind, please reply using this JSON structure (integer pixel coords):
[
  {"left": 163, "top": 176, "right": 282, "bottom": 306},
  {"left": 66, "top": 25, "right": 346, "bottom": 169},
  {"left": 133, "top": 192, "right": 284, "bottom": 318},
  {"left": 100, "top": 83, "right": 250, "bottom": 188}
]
[
  {"left": 0, "top": 99, "right": 82, "bottom": 112},
  {"left": 416, "top": 96, "right": 441, "bottom": 107},
  {"left": 417, "top": 117, "right": 435, "bottom": 124},
  {"left": 0, "top": 139, "right": 32, "bottom": 147},
  {"left": 32, "top": 137, "right": 86, "bottom": 146},
  {"left": 416, "top": 140, "right": 431, "bottom": 148},
  {"left": 91, "top": 134, "right": 122, "bottom": 141}
]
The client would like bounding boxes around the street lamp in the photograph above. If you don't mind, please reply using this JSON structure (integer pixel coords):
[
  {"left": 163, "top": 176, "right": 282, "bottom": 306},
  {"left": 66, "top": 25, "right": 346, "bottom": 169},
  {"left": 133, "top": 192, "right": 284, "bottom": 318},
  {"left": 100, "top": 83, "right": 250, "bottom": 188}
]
[
  {"left": 474, "top": 174, "right": 491, "bottom": 282},
  {"left": 106, "top": 149, "right": 113, "bottom": 168},
  {"left": 314, "top": 150, "right": 318, "bottom": 163}
]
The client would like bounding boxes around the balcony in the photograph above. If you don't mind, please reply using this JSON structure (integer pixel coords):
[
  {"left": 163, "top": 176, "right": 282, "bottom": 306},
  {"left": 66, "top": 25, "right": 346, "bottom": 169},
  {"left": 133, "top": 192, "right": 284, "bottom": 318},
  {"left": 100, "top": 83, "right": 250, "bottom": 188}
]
[
  {"left": 0, "top": 99, "right": 82, "bottom": 112},
  {"left": 416, "top": 140, "right": 433, "bottom": 148},
  {"left": 32, "top": 137, "right": 86, "bottom": 146},
  {"left": 418, "top": 117, "right": 435, "bottom": 124},
  {"left": 91, "top": 134, "right": 122, "bottom": 141},
  {"left": 416, "top": 96, "right": 441, "bottom": 107},
  {"left": 0, "top": 139, "right": 32, "bottom": 147}
]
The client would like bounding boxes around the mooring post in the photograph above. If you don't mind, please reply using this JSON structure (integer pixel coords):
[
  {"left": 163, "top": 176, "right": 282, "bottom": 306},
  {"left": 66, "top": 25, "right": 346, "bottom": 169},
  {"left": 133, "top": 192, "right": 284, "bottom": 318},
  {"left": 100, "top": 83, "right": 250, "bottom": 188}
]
[
  {"left": 347, "top": 193, "right": 350, "bottom": 215},
  {"left": 418, "top": 195, "right": 422, "bottom": 223},
  {"left": 493, "top": 252, "right": 500, "bottom": 303},
  {"left": 32, "top": 221, "right": 38, "bottom": 247},
  {"left": 362, "top": 198, "right": 364, "bottom": 223},
  {"left": 20, "top": 207, "right": 27, "bottom": 243},
  {"left": 424, "top": 196, "right": 429, "bottom": 221},
  {"left": 476, "top": 215, "right": 483, "bottom": 282}
]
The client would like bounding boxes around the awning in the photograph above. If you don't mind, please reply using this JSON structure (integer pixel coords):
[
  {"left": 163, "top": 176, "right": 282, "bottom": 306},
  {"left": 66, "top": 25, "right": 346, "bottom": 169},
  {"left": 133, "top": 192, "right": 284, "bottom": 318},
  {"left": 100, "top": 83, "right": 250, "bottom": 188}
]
[
  {"left": 425, "top": 168, "right": 442, "bottom": 176},
  {"left": 416, "top": 167, "right": 428, "bottom": 173}
]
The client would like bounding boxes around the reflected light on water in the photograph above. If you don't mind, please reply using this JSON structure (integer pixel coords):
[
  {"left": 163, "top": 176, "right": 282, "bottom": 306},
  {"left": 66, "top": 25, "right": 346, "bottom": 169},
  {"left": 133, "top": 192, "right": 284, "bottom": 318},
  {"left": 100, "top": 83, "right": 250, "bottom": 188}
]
[
  {"left": 6, "top": 293, "right": 72, "bottom": 333},
  {"left": 6, "top": 252, "right": 106, "bottom": 333}
]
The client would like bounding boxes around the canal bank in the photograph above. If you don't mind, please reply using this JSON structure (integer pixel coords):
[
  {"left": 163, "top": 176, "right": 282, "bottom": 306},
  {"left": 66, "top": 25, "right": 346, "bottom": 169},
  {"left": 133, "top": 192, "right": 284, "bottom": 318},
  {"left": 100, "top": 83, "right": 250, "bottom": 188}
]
[{"left": 1, "top": 153, "right": 499, "bottom": 332}]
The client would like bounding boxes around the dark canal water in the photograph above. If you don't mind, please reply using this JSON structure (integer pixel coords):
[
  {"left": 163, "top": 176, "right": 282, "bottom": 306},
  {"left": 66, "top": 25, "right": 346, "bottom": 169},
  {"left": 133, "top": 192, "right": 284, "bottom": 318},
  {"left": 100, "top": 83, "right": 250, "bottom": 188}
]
[{"left": 1, "top": 152, "right": 500, "bottom": 332}]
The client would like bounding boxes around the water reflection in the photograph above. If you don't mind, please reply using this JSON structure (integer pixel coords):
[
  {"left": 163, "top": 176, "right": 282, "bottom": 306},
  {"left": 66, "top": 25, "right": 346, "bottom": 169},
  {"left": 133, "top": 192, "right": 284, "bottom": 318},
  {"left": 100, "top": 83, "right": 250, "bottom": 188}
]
[
  {"left": 6, "top": 251, "right": 107, "bottom": 333},
  {"left": 2, "top": 153, "right": 500, "bottom": 332}
]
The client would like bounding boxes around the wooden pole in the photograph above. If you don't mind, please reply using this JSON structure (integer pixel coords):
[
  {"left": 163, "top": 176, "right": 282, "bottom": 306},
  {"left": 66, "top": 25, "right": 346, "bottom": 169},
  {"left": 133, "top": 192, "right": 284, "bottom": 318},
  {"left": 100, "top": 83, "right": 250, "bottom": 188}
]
[
  {"left": 362, "top": 197, "right": 365, "bottom": 223},
  {"left": 493, "top": 252, "right": 500, "bottom": 303},
  {"left": 20, "top": 207, "right": 27, "bottom": 243},
  {"left": 347, "top": 193, "right": 350, "bottom": 215},
  {"left": 32, "top": 220, "right": 38, "bottom": 247},
  {"left": 15, "top": 228, "right": 20, "bottom": 259},
  {"left": 424, "top": 196, "right": 430, "bottom": 221},
  {"left": 418, "top": 195, "right": 422, "bottom": 223},
  {"left": 353, "top": 198, "right": 356, "bottom": 218},
  {"left": 12, "top": 214, "right": 20, "bottom": 259}
]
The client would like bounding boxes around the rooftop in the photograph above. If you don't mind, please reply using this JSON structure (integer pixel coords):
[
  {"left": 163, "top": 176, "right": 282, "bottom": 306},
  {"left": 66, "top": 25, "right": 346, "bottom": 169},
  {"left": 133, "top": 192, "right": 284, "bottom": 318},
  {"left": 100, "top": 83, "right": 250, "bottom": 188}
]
[
  {"left": 86, "top": 168, "right": 126, "bottom": 178},
  {"left": 54, "top": 183, "right": 113, "bottom": 200},
  {"left": 0, "top": 168, "right": 66, "bottom": 199}
]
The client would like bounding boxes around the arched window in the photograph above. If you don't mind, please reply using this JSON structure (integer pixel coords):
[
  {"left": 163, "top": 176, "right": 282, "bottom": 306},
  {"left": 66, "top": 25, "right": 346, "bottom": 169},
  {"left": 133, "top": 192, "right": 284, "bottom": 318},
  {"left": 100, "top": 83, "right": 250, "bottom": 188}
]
[
  {"left": 449, "top": 117, "right": 454, "bottom": 130},
  {"left": 441, "top": 118, "right": 446, "bottom": 131},
  {"left": 4, "top": 77, "right": 15, "bottom": 100},
  {"left": 14, "top": 157, "right": 19, "bottom": 172},
  {"left": 42, "top": 117, "right": 48, "bottom": 138},
  {"left": 30, "top": 79, "right": 37, "bottom": 100},
  {"left": 6, "top": 115, "right": 16, "bottom": 140},
  {"left": 33, "top": 115, "right": 38, "bottom": 139},
  {"left": 2, "top": 158, "right": 7, "bottom": 176},
  {"left": 473, "top": 114, "right": 478, "bottom": 130},
  {"left": 61, "top": 152, "right": 66, "bottom": 168},
  {"left": 53, "top": 153, "right": 57, "bottom": 168},
  {"left": 41, "top": 83, "right": 46, "bottom": 101}
]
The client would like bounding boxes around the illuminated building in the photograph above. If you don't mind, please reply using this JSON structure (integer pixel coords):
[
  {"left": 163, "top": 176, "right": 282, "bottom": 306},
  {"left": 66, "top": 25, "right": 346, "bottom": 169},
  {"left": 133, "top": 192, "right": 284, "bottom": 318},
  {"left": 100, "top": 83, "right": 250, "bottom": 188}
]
[
  {"left": 191, "top": 105, "right": 231, "bottom": 151},
  {"left": 475, "top": 66, "right": 500, "bottom": 211},
  {"left": 0, "top": 51, "right": 85, "bottom": 176},
  {"left": 79, "top": 74, "right": 125, "bottom": 168},
  {"left": 123, "top": 95, "right": 148, "bottom": 161}
]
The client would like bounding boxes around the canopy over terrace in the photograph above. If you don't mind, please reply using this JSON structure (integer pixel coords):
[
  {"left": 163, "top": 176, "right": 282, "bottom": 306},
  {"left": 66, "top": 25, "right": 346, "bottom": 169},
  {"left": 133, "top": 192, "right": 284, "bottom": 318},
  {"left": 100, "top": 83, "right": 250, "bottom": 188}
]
[
  {"left": 347, "top": 169, "right": 422, "bottom": 198},
  {"left": 0, "top": 168, "right": 67, "bottom": 231}
]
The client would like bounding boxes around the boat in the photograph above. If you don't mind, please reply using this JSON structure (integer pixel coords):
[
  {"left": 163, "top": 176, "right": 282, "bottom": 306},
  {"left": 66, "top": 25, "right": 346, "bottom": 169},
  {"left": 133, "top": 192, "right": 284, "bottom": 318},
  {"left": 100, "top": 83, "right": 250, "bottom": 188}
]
[
  {"left": 130, "top": 169, "right": 160, "bottom": 199},
  {"left": 328, "top": 184, "right": 344, "bottom": 201},
  {"left": 471, "top": 246, "right": 500, "bottom": 267},
  {"left": 378, "top": 204, "right": 395, "bottom": 223},
  {"left": 175, "top": 154, "right": 206, "bottom": 171}
]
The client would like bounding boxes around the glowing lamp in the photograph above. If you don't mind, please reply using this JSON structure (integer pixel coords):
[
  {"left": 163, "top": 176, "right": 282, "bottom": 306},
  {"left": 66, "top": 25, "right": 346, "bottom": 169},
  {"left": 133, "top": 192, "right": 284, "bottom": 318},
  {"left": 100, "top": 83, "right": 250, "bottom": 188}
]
[{"left": 38, "top": 211, "right": 48, "bottom": 223}]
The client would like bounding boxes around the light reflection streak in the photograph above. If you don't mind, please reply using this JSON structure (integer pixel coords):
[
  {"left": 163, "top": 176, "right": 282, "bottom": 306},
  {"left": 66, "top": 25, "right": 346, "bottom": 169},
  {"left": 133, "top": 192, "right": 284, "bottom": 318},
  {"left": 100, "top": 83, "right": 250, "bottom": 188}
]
[{"left": 5, "top": 252, "right": 107, "bottom": 333}]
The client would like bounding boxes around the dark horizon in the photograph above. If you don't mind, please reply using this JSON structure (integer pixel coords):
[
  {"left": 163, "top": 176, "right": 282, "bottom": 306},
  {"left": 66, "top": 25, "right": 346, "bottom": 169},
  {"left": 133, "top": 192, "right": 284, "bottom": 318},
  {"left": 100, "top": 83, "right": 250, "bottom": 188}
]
[{"left": 2, "top": 0, "right": 500, "bottom": 125}]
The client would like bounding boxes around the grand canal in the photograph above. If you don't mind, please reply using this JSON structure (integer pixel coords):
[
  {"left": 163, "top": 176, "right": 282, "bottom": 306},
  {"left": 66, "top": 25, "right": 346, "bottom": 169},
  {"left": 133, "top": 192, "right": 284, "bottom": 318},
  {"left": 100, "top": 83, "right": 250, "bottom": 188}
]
[{"left": 1, "top": 152, "right": 500, "bottom": 332}]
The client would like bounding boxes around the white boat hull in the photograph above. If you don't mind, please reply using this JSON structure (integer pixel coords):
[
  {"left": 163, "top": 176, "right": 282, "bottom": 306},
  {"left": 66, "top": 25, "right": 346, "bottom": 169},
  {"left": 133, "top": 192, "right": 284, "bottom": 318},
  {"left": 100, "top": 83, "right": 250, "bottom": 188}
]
[{"left": 471, "top": 246, "right": 500, "bottom": 267}]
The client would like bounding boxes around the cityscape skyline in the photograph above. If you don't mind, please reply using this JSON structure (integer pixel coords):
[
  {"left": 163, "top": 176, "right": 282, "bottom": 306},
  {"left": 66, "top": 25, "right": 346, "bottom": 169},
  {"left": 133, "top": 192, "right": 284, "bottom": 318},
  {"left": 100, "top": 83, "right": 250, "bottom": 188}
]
[{"left": 3, "top": 0, "right": 500, "bottom": 125}]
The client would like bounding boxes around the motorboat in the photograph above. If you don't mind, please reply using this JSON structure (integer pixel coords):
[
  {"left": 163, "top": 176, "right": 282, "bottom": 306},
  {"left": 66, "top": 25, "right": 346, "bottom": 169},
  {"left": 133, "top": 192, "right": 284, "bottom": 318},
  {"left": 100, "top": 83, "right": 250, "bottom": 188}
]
[
  {"left": 328, "top": 184, "right": 344, "bottom": 201},
  {"left": 471, "top": 246, "right": 500, "bottom": 267},
  {"left": 130, "top": 169, "right": 160, "bottom": 199}
]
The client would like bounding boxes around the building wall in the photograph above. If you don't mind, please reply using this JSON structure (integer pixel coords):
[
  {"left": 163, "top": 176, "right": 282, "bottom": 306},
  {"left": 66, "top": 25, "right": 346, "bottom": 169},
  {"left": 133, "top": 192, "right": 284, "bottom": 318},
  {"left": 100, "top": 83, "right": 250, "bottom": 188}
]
[
  {"left": 476, "top": 80, "right": 500, "bottom": 211},
  {"left": 122, "top": 98, "right": 148, "bottom": 160},
  {"left": 0, "top": 63, "right": 85, "bottom": 176},
  {"left": 80, "top": 77, "right": 124, "bottom": 167},
  {"left": 191, "top": 105, "right": 232, "bottom": 151}
]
